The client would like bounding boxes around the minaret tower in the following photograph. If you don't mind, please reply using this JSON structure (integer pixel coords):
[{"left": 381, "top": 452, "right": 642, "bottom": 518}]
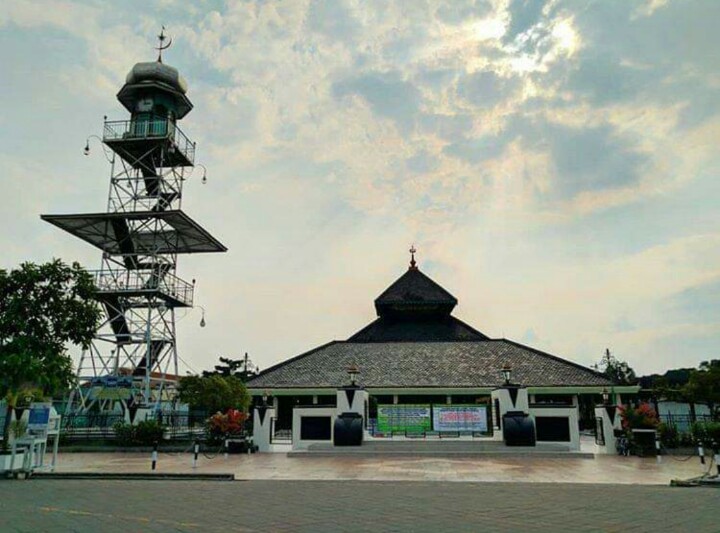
[{"left": 42, "top": 32, "right": 227, "bottom": 416}]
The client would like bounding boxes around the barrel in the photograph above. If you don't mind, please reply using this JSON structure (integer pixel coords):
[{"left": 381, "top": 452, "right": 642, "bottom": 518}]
[
  {"left": 333, "top": 413, "right": 364, "bottom": 446},
  {"left": 502, "top": 412, "right": 536, "bottom": 446}
]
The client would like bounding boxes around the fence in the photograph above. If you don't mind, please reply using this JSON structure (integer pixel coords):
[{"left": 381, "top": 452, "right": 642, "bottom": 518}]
[
  {"left": 269, "top": 418, "right": 292, "bottom": 444},
  {"left": 59, "top": 411, "right": 210, "bottom": 442},
  {"left": 659, "top": 413, "right": 714, "bottom": 433}
]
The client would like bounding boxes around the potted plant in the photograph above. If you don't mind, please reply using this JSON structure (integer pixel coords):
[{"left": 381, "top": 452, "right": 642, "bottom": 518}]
[{"left": 619, "top": 403, "right": 659, "bottom": 456}]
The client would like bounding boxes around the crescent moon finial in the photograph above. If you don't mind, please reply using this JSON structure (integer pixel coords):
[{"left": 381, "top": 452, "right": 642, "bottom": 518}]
[{"left": 155, "top": 26, "right": 172, "bottom": 63}]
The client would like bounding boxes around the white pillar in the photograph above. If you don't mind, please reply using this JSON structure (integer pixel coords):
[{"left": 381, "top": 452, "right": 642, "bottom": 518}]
[
  {"left": 253, "top": 405, "right": 276, "bottom": 452},
  {"left": 594, "top": 404, "right": 621, "bottom": 454}
]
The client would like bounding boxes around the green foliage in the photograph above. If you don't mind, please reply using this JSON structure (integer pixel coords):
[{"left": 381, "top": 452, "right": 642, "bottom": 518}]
[
  {"left": 177, "top": 374, "right": 250, "bottom": 413},
  {"left": 657, "top": 423, "right": 679, "bottom": 448},
  {"left": 691, "top": 421, "right": 720, "bottom": 447},
  {"left": 593, "top": 349, "right": 637, "bottom": 385},
  {"left": 8, "top": 419, "right": 27, "bottom": 441},
  {"left": 0, "top": 260, "right": 101, "bottom": 449},
  {"left": 202, "top": 354, "right": 259, "bottom": 381},
  {"left": 682, "top": 360, "right": 720, "bottom": 416},
  {"left": 113, "top": 420, "right": 165, "bottom": 446}
]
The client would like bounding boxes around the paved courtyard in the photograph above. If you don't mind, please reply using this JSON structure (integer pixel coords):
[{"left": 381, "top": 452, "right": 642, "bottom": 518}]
[
  {"left": 0, "top": 479, "right": 717, "bottom": 532},
  {"left": 52, "top": 449, "right": 711, "bottom": 485}
]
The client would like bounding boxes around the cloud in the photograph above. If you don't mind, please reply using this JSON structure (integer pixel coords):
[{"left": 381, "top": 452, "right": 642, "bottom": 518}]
[
  {"left": 1, "top": 0, "right": 719, "bottom": 376},
  {"left": 333, "top": 71, "right": 422, "bottom": 133}
]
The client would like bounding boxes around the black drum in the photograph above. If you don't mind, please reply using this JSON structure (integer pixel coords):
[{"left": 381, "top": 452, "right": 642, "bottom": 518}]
[
  {"left": 334, "top": 412, "right": 364, "bottom": 446},
  {"left": 502, "top": 411, "right": 536, "bottom": 446}
]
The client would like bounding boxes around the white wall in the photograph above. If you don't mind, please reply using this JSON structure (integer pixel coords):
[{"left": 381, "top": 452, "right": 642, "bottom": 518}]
[{"left": 291, "top": 407, "right": 336, "bottom": 450}]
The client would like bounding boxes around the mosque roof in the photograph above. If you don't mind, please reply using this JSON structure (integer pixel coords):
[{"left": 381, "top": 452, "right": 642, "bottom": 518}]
[{"left": 247, "top": 256, "right": 612, "bottom": 390}]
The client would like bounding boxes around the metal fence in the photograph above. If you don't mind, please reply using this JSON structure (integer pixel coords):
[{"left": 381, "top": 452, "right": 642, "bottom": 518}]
[
  {"left": 659, "top": 413, "right": 714, "bottom": 433},
  {"left": 59, "top": 411, "right": 210, "bottom": 442},
  {"left": 270, "top": 418, "right": 292, "bottom": 444}
]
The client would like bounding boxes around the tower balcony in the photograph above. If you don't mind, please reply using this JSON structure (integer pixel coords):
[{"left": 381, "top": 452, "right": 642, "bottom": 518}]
[
  {"left": 103, "top": 119, "right": 196, "bottom": 168},
  {"left": 91, "top": 268, "right": 194, "bottom": 308}
]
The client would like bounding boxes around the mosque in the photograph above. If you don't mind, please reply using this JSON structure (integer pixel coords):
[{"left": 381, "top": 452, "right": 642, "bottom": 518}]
[{"left": 247, "top": 250, "right": 639, "bottom": 438}]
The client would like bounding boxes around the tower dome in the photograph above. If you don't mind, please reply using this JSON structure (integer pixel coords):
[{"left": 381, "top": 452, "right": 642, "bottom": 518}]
[
  {"left": 125, "top": 61, "right": 188, "bottom": 94},
  {"left": 117, "top": 60, "right": 193, "bottom": 119}
]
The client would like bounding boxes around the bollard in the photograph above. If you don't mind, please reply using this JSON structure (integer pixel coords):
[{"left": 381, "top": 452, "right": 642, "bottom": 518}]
[
  {"left": 698, "top": 442, "right": 705, "bottom": 465},
  {"left": 192, "top": 440, "right": 200, "bottom": 469},
  {"left": 151, "top": 441, "right": 158, "bottom": 471},
  {"left": 714, "top": 442, "right": 720, "bottom": 476},
  {"left": 655, "top": 435, "right": 662, "bottom": 464},
  {"left": 224, "top": 439, "right": 229, "bottom": 460}
]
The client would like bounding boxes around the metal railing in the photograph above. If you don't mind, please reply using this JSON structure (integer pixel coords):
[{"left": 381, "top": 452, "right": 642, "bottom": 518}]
[
  {"left": 659, "top": 413, "right": 714, "bottom": 433},
  {"left": 103, "top": 119, "right": 196, "bottom": 163},
  {"left": 60, "top": 411, "right": 211, "bottom": 442},
  {"left": 269, "top": 418, "right": 292, "bottom": 443},
  {"left": 92, "top": 269, "right": 194, "bottom": 307}
]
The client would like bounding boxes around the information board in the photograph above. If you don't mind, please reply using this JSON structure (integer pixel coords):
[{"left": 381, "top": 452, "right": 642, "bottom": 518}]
[
  {"left": 432, "top": 405, "right": 488, "bottom": 432},
  {"left": 27, "top": 402, "right": 52, "bottom": 432},
  {"left": 377, "top": 405, "right": 432, "bottom": 432}
]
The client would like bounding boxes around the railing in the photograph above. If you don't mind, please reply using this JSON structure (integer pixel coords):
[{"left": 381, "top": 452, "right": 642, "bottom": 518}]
[
  {"left": 269, "top": 418, "right": 292, "bottom": 443},
  {"left": 61, "top": 413, "right": 125, "bottom": 440},
  {"left": 103, "top": 119, "right": 196, "bottom": 164},
  {"left": 61, "top": 411, "right": 211, "bottom": 442},
  {"left": 659, "top": 413, "right": 714, "bottom": 433},
  {"left": 92, "top": 269, "right": 194, "bottom": 307}
]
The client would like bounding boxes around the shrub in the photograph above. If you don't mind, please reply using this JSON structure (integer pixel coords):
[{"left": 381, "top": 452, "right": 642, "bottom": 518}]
[
  {"left": 206, "top": 409, "right": 248, "bottom": 445},
  {"left": 619, "top": 403, "right": 659, "bottom": 430},
  {"left": 135, "top": 420, "right": 165, "bottom": 445},
  {"left": 113, "top": 420, "right": 166, "bottom": 446},
  {"left": 691, "top": 421, "right": 720, "bottom": 447},
  {"left": 658, "top": 423, "right": 679, "bottom": 448}
]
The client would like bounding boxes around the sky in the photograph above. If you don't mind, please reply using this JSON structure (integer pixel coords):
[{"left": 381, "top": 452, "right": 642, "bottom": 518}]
[{"left": 1, "top": 0, "right": 719, "bottom": 377}]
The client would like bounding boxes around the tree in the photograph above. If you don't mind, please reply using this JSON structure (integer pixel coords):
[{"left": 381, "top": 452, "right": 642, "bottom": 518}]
[
  {"left": 176, "top": 374, "right": 250, "bottom": 413},
  {"left": 202, "top": 353, "right": 259, "bottom": 382},
  {"left": 682, "top": 360, "right": 720, "bottom": 419},
  {"left": 593, "top": 348, "right": 637, "bottom": 385},
  {"left": 0, "top": 260, "right": 100, "bottom": 450}
]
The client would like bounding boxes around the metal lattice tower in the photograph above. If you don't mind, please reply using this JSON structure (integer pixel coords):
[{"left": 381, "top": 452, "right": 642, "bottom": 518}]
[{"left": 42, "top": 41, "right": 227, "bottom": 416}]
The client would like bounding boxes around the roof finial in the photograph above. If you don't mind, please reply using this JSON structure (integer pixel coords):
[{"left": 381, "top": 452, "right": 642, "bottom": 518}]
[
  {"left": 409, "top": 244, "right": 418, "bottom": 270},
  {"left": 155, "top": 26, "right": 172, "bottom": 63}
]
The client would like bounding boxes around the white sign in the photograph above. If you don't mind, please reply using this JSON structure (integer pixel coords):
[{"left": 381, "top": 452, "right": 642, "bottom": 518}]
[{"left": 433, "top": 406, "right": 488, "bottom": 432}]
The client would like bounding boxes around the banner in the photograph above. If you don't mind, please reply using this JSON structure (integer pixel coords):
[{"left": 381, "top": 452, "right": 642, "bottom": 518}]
[
  {"left": 377, "top": 405, "right": 432, "bottom": 432},
  {"left": 432, "top": 405, "right": 488, "bottom": 432}
]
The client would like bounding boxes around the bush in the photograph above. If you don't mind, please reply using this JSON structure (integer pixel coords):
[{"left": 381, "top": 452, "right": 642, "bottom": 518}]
[
  {"left": 620, "top": 403, "right": 659, "bottom": 430},
  {"left": 113, "top": 420, "right": 166, "bottom": 446},
  {"left": 658, "top": 423, "right": 679, "bottom": 449},
  {"left": 135, "top": 420, "right": 165, "bottom": 445},
  {"left": 691, "top": 421, "right": 720, "bottom": 447}
]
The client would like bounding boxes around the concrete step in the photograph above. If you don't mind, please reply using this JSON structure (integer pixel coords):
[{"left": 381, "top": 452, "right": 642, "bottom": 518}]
[{"left": 289, "top": 440, "right": 593, "bottom": 459}]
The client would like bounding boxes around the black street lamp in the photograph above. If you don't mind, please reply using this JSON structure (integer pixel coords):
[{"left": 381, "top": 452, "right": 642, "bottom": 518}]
[
  {"left": 347, "top": 364, "right": 359, "bottom": 387},
  {"left": 602, "top": 387, "right": 609, "bottom": 404},
  {"left": 501, "top": 364, "right": 512, "bottom": 386}
]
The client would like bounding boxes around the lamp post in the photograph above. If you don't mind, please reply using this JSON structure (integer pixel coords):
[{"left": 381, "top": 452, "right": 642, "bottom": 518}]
[
  {"left": 262, "top": 390, "right": 270, "bottom": 407},
  {"left": 501, "top": 364, "right": 512, "bottom": 386},
  {"left": 347, "top": 364, "right": 359, "bottom": 387},
  {"left": 195, "top": 305, "right": 206, "bottom": 328},
  {"left": 602, "top": 387, "right": 609, "bottom": 405}
]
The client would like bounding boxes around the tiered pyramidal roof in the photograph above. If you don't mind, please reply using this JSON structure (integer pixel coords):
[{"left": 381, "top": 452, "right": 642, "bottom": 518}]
[{"left": 247, "top": 256, "right": 611, "bottom": 389}]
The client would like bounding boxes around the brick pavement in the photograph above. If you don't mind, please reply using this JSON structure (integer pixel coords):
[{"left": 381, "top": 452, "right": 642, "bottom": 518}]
[{"left": 0, "top": 479, "right": 717, "bottom": 532}]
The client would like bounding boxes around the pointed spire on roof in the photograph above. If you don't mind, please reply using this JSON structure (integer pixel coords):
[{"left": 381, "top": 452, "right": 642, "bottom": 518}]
[{"left": 409, "top": 245, "right": 418, "bottom": 270}]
